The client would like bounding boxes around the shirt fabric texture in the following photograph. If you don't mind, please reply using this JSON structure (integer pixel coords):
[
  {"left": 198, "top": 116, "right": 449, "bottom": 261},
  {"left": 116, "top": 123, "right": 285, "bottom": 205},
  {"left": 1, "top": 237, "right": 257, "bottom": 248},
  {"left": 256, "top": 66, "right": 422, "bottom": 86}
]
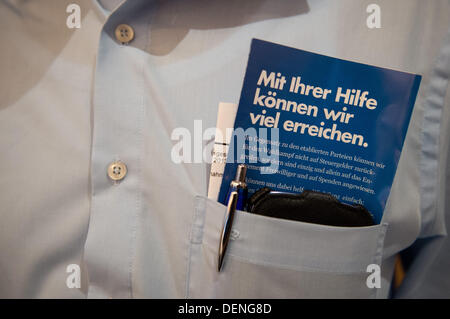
[{"left": 0, "top": 0, "right": 449, "bottom": 298}]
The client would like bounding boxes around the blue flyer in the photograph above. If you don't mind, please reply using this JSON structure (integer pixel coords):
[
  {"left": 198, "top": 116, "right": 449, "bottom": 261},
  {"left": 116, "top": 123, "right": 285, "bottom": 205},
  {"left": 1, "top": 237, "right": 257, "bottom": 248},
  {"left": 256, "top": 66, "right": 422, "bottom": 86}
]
[{"left": 218, "top": 39, "right": 421, "bottom": 224}]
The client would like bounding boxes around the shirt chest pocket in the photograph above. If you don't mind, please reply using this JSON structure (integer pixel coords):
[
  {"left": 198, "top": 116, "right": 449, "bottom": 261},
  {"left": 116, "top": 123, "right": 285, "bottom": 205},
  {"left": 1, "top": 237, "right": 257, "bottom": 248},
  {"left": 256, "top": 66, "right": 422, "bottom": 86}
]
[{"left": 186, "top": 195, "right": 388, "bottom": 298}]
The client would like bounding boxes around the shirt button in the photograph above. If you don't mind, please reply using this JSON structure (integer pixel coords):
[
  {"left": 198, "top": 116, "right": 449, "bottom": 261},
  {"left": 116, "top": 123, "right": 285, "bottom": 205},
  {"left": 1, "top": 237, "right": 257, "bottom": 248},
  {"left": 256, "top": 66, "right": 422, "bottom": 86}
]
[
  {"left": 107, "top": 161, "right": 127, "bottom": 181},
  {"left": 115, "top": 24, "right": 134, "bottom": 44}
]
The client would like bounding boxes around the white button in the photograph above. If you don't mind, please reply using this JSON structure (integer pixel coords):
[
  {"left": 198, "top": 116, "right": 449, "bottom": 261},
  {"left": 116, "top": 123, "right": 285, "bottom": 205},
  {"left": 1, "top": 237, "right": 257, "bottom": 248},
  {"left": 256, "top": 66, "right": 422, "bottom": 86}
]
[
  {"left": 115, "top": 24, "right": 134, "bottom": 44},
  {"left": 107, "top": 161, "right": 127, "bottom": 181}
]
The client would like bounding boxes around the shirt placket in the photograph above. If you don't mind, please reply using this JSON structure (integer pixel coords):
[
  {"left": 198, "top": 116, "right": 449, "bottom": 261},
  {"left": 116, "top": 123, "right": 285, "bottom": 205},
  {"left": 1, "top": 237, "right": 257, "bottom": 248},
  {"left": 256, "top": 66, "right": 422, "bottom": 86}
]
[{"left": 84, "top": 1, "right": 149, "bottom": 298}]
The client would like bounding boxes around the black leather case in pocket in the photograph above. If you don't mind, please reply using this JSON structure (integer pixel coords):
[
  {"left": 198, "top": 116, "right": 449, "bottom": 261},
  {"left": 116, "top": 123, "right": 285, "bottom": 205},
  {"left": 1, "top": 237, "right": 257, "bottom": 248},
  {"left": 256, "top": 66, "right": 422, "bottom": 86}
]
[{"left": 247, "top": 187, "right": 375, "bottom": 227}]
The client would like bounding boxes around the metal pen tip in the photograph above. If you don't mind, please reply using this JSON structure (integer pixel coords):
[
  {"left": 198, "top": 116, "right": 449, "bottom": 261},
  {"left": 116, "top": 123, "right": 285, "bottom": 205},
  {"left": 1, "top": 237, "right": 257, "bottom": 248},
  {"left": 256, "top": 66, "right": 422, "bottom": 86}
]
[
  {"left": 235, "top": 164, "right": 247, "bottom": 183},
  {"left": 218, "top": 252, "right": 224, "bottom": 272}
]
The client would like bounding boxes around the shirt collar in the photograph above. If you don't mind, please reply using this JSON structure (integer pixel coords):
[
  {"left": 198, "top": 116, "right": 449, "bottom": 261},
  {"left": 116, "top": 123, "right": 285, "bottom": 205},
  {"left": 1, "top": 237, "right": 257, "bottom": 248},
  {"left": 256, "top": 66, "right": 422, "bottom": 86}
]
[{"left": 92, "top": 0, "right": 126, "bottom": 19}]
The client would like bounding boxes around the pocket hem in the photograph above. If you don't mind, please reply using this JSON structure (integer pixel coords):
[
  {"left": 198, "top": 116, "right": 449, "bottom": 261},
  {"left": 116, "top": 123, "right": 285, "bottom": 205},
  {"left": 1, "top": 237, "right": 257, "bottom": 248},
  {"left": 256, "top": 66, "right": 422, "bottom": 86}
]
[{"left": 193, "top": 195, "right": 389, "bottom": 274}]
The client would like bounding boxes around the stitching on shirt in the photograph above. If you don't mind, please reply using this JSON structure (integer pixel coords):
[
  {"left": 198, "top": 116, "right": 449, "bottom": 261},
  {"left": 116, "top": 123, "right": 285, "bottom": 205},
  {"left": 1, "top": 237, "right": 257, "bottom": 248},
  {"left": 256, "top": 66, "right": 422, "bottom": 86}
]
[
  {"left": 372, "top": 223, "right": 388, "bottom": 299},
  {"left": 200, "top": 239, "right": 381, "bottom": 275},
  {"left": 190, "top": 197, "right": 207, "bottom": 245},
  {"left": 128, "top": 67, "right": 143, "bottom": 299},
  {"left": 129, "top": 14, "right": 151, "bottom": 300},
  {"left": 185, "top": 196, "right": 206, "bottom": 298},
  {"left": 226, "top": 253, "right": 370, "bottom": 276},
  {"left": 185, "top": 198, "right": 197, "bottom": 298},
  {"left": 420, "top": 26, "right": 450, "bottom": 237}
]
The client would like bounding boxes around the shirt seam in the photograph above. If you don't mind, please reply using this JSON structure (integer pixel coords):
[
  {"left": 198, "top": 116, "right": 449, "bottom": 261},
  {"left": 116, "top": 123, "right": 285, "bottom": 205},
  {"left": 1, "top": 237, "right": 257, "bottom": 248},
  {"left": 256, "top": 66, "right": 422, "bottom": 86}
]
[
  {"left": 420, "top": 25, "right": 450, "bottom": 237},
  {"left": 129, "top": 8, "right": 151, "bottom": 300}
]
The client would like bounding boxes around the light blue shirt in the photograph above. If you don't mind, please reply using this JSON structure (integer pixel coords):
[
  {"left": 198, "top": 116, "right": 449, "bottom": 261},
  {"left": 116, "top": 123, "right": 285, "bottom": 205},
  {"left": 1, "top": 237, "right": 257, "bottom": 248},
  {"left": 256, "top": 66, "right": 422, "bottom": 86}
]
[{"left": 0, "top": 0, "right": 449, "bottom": 298}]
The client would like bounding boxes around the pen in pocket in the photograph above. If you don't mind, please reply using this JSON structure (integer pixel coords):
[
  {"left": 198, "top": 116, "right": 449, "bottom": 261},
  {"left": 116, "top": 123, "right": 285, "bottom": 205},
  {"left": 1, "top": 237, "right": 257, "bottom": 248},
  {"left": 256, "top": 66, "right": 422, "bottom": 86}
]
[{"left": 218, "top": 164, "right": 248, "bottom": 271}]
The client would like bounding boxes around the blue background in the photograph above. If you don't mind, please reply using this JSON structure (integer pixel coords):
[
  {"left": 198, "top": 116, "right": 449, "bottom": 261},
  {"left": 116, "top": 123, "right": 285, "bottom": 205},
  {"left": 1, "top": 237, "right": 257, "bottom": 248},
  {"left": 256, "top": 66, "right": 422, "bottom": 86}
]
[{"left": 219, "top": 39, "right": 421, "bottom": 223}]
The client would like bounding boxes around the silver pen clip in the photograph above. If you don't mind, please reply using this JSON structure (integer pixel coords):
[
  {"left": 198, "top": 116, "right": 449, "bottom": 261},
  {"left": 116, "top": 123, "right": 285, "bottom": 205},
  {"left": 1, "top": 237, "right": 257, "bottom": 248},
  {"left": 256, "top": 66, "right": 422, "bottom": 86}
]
[{"left": 217, "top": 190, "right": 238, "bottom": 272}]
